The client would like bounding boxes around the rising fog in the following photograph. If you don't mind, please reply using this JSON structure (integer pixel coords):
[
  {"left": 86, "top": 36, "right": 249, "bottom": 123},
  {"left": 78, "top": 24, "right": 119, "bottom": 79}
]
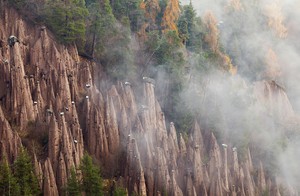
[{"left": 180, "top": 0, "right": 300, "bottom": 191}]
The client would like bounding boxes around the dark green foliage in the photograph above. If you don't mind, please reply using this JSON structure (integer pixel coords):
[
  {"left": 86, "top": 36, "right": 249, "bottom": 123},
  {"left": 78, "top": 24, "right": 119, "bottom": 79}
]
[
  {"left": 111, "top": 0, "right": 145, "bottom": 31},
  {"left": 85, "top": 0, "right": 112, "bottom": 57},
  {"left": 86, "top": 0, "right": 135, "bottom": 81},
  {"left": 143, "top": 30, "right": 186, "bottom": 123},
  {"left": 8, "top": 0, "right": 25, "bottom": 9},
  {"left": 0, "top": 157, "right": 20, "bottom": 196},
  {"left": 80, "top": 153, "right": 103, "bottom": 196},
  {"left": 44, "top": 0, "right": 88, "bottom": 45},
  {"left": 113, "top": 186, "right": 127, "bottom": 196},
  {"left": 178, "top": 3, "right": 204, "bottom": 52},
  {"left": 156, "top": 0, "right": 168, "bottom": 27},
  {"left": 65, "top": 168, "right": 81, "bottom": 196},
  {"left": 177, "top": 16, "right": 189, "bottom": 44},
  {"left": 13, "top": 148, "right": 40, "bottom": 196},
  {"left": 146, "top": 30, "right": 183, "bottom": 65}
]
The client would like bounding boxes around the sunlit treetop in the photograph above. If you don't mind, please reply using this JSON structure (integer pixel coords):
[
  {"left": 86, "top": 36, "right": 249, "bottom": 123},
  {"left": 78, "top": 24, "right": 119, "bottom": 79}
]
[
  {"left": 161, "top": 0, "right": 181, "bottom": 33},
  {"left": 203, "top": 11, "right": 219, "bottom": 53}
]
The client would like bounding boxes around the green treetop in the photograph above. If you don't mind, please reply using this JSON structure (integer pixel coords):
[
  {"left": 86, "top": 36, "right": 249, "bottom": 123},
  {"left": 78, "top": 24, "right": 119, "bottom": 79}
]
[
  {"left": 80, "top": 153, "right": 103, "bottom": 196},
  {"left": 13, "top": 148, "right": 40, "bottom": 196},
  {"left": 0, "top": 156, "right": 20, "bottom": 196}
]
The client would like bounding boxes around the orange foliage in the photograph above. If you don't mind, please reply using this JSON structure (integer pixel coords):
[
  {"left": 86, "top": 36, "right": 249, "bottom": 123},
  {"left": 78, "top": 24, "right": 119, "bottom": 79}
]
[
  {"left": 203, "top": 11, "right": 237, "bottom": 75},
  {"left": 203, "top": 11, "right": 219, "bottom": 53},
  {"left": 140, "top": 1, "right": 146, "bottom": 10},
  {"left": 138, "top": 0, "right": 160, "bottom": 40},
  {"left": 161, "top": 0, "right": 181, "bottom": 33},
  {"left": 223, "top": 55, "right": 237, "bottom": 75},
  {"left": 144, "top": 0, "right": 161, "bottom": 25},
  {"left": 264, "top": 2, "right": 288, "bottom": 38}
]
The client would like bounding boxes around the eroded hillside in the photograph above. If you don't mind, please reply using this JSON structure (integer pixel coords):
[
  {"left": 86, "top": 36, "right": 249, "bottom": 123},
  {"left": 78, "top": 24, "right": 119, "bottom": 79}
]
[{"left": 0, "top": 4, "right": 299, "bottom": 196}]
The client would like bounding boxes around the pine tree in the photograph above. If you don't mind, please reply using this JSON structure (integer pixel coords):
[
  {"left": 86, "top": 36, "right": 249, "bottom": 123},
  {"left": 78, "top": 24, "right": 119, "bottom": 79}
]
[
  {"left": 161, "top": 0, "right": 180, "bottom": 33},
  {"left": 144, "top": 0, "right": 161, "bottom": 28},
  {"left": 80, "top": 154, "right": 103, "bottom": 196},
  {"left": 178, "top": 3, "right": 197, "bottom": 47},
  {"left": 184, "top": 3, "right": 197, "bottom": 45},
  {"left": 66, "top": 168, "right": 81, "bottom": 196},
  {"left": 113, "top": 186, "right": 127, "bottom": 196},
  {"left": 0, "top": 156, "right": 20, "bottom": 196},
  {"left": 44, "top": 0, "right": 88, "bottom": 45},
  {"left": 13, "top": 148, "right": 40, "bottom": 196},
  {"left": 111, "top": 0, "right": 144, "bottom": 31},
  {"left": 177, "top": 16, "right": 189, "bottom": 44},
  {"left": 85, "top": 0, "right": 115, "bottom": 57}
]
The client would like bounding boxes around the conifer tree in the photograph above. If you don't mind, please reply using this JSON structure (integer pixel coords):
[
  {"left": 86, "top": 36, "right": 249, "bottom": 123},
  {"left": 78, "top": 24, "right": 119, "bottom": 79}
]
[
  {"left": 0, "top": 156, "right": 20, "bottom": 196},
  {"left": 144, "top": 0, "right": 161, "bottom": 28},
  {"left": 80, "top": 153, "right": 103, "bottom": 196},
  {"left": 44, "top": 0, "right": 88, "bottom": 45},
  {"left": 110, "top": 0, "right": 144, "bottom": 31},
  {"left": 178, "top": 3, "right": 198, "bottom": 48},
  {"left": 161, "top": 0, "right": 180, "bottom": 33},
  {"left": 13, "top": 148, "right": 40, "bottom": 196},
  {"left": 86, "top": 0, "right": 115, "bottom": 57},
  {"left": 66, "top": 168, "right": 81, "bottom": 196},
  {"left": 203, "top": 11, "right": 219, "bottom": 53}
]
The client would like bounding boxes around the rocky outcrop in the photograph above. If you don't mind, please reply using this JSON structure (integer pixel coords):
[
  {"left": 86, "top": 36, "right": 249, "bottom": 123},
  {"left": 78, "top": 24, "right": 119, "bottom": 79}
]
[
  {"left": 43, "top": 158, "right": 59, "bottom": 196},
  {"left": 0, "top": 105, "right": 22, "bottom": 162},
  {"left": 254, "top": 80, "right": 295, "bottom": 121}
]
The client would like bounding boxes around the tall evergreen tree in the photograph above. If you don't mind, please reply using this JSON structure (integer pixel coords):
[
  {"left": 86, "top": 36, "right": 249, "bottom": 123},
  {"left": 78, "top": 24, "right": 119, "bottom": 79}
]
[
  {"left": 65, "top": 168, "right": 81, "bottom": 196},
  {"left": 44, "top": 0, "right": 88, "bottom": 46},
  {"left": 85, "top": 0, "right": 115, "bottom": 57},
  {"left": 161, "top": 0, "right": 180, "bottom": 33},
  {"left": 0, "top": 156, "right": 20, "bottom": 196},
  {"left": 110, "top": 0, "right": 144, "bottom": 31},
  {"left": 80, "top": 154, "right": 103, "bottom": 196},
  {"left": 183, "top": 3, "right": 197, "bottom": 46},
  {"left": 13, "top": 148, "right": 40, "bottom": 196},
  {"left": 177, "top": 14, "right": 189, "bottom": 44}
]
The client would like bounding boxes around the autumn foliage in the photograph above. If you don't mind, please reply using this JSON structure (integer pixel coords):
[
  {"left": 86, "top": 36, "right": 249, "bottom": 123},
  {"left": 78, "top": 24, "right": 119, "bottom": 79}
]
[
  {"left": 144, "top": 0, "right": 161, "bottom": 25},
  {"left": 161, "top": 0, "right": 180, "bottom": 33},
  {"left": 203, "top": 11, "right": 219, "bottom": 53}
]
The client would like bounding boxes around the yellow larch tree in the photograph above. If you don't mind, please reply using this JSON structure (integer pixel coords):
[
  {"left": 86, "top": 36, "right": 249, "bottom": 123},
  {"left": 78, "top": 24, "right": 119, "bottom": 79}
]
[
  {"left": 138, "top": 0, "right": 161, "bottom": 40},
  {"left": 161, "top": 0, "right": 181, "bottom": 33},
  {"left": 203, "top": 11, "right": 219, "bottom": 53}
]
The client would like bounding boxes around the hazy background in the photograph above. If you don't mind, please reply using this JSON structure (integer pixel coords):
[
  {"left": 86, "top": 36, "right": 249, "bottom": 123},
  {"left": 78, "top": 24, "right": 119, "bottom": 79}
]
[{"left": 179, "top": 0, "right": 300, "bottom": 191}]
